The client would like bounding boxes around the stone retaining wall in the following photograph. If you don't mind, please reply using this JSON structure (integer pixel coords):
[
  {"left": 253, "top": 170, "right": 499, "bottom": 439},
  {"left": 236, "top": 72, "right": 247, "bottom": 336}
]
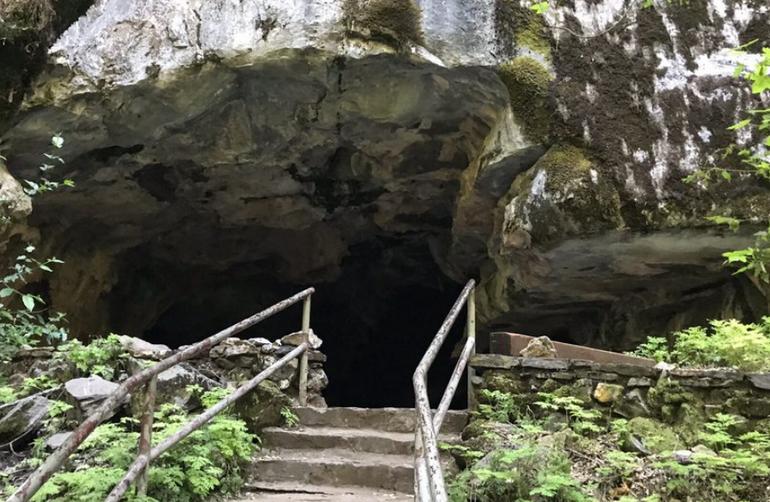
[{"left": 470, "top": 354, "right": 770, "bottom": 436}]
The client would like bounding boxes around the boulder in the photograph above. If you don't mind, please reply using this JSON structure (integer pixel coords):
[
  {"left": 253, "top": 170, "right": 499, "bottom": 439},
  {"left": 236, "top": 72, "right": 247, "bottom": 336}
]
[
  {"left": 519, "top": 336, "right": 557, "bottom": 358},
  {"left": 45, "top": 431, "right": 72, "bottom": 451},
  {"left": 280, "top": 329, "right": 323, "bottom": 350},
  {"left": 262, "top": 355, "right": 299, "bottom": 384},
  {"left": 593, "top": 383, "right": 624, "bottom": 404},
  {"left": 0, "top": 394, "right": 51, "bottom": 449},
  {"left": 307, "top": 368, "right": 329, "bottom": 393},
  {"left": 234, "top": 380, "right": 292, "bottom": 432},
  {"left": 153, "top": 363, "right": 223, "bottom": 411},
  {"left": 64, "top": 376, "right": 120, "bottom": 415},
  {"left": 118, "top": 336, "right": 172, "bottom": 360},
  {"left": 615, "top": 388, "right": 651, "bottom": 418},
  {"left": 210, "top": 338, "right": 262, "bottom": 369}
]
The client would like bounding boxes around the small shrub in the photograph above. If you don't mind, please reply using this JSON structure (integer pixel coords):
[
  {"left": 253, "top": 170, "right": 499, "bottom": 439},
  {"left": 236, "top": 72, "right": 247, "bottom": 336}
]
[
  {"left": 630, "top": 317, "right": 770, "bottom": 371},
  {"left": 476, "top": 389, "right": 517, "bottom": 423},
  {"left": 534, "top": 393, "right": 601, "bottom": 435},
  {"left": 28, "top": 405, "right": 257, "bottom": 501},
  {"left": 54, "top": 334, "right": 127, "bottom": 380}
]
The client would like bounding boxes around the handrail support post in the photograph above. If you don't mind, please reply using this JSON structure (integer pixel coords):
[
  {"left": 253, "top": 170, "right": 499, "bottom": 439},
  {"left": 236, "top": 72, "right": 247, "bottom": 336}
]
[
  {"left": 466, "top": 286, "right": 476, "bottom": 410},
  {"left": 136, "top": 374, "right": 157, "bottom": 496},
  {"left": 298, "top": 295, "right": 312, "bottom": 406}
]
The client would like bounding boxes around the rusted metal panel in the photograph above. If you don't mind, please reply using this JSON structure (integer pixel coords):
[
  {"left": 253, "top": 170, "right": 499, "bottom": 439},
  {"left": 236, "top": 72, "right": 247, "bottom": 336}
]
[
  {"left": 489, "top": 332, "right": 655, "bottom": 367},
  {"left": 7, "top": 288, "right": 314, "bottom": 502},
  {"left": 105, "top": 343, "right": 308, "bottom": 502}
]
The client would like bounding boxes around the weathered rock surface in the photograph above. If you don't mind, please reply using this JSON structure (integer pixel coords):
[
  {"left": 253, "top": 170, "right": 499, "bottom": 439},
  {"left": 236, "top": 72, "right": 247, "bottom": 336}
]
[
  {"left": 153, "top": 363, "right": 222, "bottom": 410},
  {"left": 119, "top": 335, "right": 171, "bottom": 360},
  {"left": 0, "top": 394, "right": 51, "bottom": 449},
  {"left": 280, "top": 330, "right": 323, "bottom": 350},
  {"left": 519, "top": 336, "right": 556, "bottom": 358},
  {"left": 0, "top": 0, "right": 768, "bottom": 350},
  {"left": 64, "top": 376, "right": 120, "bottom": 415}
]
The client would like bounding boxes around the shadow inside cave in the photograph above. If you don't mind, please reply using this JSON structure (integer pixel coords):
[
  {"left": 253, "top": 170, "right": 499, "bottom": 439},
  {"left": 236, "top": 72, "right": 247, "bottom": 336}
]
[{"left": 141, "top": 239, "right": 468, "bottom": 409}]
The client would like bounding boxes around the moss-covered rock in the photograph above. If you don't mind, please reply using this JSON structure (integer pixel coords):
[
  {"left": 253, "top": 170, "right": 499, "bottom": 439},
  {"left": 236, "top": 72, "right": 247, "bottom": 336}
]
[
  {"left": 497, "top": 56, "right": 553, "bottom": 143},
  {"left": 499, "top": 144, "right": 624, "bottom": 248},
  {"left": 234, "top": 380, "right": 292, "bottom": 433},
  {"left": 342, "top": 0, "right": 424, "bottom": 48},
  {"left": 625, "top": 417, "right": 681, "bottom": 454},
  {"left": 494, "top": 0, "right": 552, "bottom": 60},
  {"left": 482, "top": 370, "right": 525, "bottom": 394}
]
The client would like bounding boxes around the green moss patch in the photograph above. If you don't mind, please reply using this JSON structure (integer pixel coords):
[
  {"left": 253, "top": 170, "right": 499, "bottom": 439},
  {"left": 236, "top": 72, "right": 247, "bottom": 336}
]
[
  {"left": 501, "top": 144, "right": 624, "bottom": 246},
  {"left": 342, "top": 0, "right": 424, "bottom": 48},
  {"left": 494, "top": 0, "right": 552, "bottom": 60},
  {"left": 497, "top": 56, "right": 553, "bottom": 143}
]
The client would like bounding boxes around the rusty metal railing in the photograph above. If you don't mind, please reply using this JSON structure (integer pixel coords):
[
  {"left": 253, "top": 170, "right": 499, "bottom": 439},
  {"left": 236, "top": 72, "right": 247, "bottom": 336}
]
[
  {"left": 7, "top": 288, "right": 315, "bottom": 502},
  {"left": 413, "top": 279, "right": 475, "bottom": 502}
]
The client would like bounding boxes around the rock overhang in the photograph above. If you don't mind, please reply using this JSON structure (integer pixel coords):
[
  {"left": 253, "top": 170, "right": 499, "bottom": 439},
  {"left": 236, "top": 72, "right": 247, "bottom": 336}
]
[{"left": 0, "top": 0, "right": 767, "bottom": 347}]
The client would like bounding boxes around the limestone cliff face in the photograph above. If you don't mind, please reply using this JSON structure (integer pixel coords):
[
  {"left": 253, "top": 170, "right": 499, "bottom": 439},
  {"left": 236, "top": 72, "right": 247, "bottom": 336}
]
[{"left": 0, "top": 0, "right": 768, "bottom": 347}]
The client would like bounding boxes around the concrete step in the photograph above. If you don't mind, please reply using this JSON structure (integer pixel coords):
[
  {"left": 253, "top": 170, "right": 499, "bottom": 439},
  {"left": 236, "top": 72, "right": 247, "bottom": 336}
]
[
  {"left": 293, "top": 407, "right": 468, "bottom": 434},
  {"left": 249, "top": 448, "right": 415, "bottom": 494},
  {"left": 261, "top": 426, "right": 461, "bottom": 456},
  {"left": 235, "top": 481, "right": 412, "bottom": 501}
]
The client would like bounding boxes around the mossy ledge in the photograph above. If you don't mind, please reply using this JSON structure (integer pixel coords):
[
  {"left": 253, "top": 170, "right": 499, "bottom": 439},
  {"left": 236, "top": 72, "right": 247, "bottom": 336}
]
[
  {"left": 497, "top": 56, "right": 553, "bottom": 144},
  {"left": 342, "top": 0, "right": 424, "bottom": 49}
]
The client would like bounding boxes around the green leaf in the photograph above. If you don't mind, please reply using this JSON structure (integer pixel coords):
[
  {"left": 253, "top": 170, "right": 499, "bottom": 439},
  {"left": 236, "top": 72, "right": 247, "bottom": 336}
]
[
  {"left": 752, "top": 74, "right": 770, "bottom": 94},
  {"left": 706, "top": 215, "right": 742, "bottom": 231},
  {"left": 530, "top": 1, "right": 549, "bottom": 14},
  {"left": 728, "top": 119, "right": 752, "bottom": 131},
  {"left": 22, "top": 294, "right": 35, "bottom": 311},
  {"left": 0, "top": 288, "right": 14, "bottom": 298}
]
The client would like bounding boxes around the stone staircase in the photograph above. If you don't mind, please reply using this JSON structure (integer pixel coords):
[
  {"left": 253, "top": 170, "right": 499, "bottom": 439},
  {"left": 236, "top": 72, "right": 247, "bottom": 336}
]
[{"left": 233, "top": 407, "right": 468, "bottom": 501}]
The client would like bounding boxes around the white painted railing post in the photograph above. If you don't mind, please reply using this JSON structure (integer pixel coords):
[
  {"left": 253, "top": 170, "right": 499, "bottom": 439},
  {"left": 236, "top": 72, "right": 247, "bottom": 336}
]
[
  {"left": 466, "top": 286, "right": 476, "bottom": 410},
  {"left": 298, "top": 294, "right": 311, "bottom": 406}
]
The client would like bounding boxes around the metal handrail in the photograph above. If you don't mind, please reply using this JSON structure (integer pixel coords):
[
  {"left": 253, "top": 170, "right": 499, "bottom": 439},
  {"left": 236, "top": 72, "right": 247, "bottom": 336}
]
[
  {"left": 413, "top": 279, "right": 475, "bottom": 502},
  {"left": 7, "top": 288, "right": 315, "bottom": 502}
]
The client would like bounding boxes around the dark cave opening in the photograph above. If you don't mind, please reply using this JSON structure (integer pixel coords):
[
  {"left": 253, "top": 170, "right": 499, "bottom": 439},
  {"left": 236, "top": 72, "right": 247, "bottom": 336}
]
[{"left": 140, "top": 239, "right": 469, "bottom": 409}]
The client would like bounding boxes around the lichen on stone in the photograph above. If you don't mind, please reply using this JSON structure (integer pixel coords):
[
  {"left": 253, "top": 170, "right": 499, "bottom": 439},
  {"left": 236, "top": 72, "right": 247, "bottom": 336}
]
[
  {"left": 497, "top": 56, "right": 553, "bottom": 144},
  {"left": 342, "top": 0, "right": 424, "bottom": 48}
]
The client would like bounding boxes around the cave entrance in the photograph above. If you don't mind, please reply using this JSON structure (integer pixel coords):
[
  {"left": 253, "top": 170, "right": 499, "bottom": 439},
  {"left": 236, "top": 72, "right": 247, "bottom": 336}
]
[{"left": 140, "top": 239, "right": 468, "bottom": 408}]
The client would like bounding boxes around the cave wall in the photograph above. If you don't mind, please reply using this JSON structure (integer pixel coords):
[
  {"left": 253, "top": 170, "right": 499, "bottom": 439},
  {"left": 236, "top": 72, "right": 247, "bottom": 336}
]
[{"left": 0, "top": 0, "right": 767, "bottom": 354}]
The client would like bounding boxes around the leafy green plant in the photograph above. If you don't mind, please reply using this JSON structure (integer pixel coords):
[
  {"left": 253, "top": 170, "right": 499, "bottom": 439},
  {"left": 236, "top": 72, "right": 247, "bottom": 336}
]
[
  {"left": 280, "top": 406, "right": 299, "bottom": 428},
  {"left": 29, "top": 405, "right": 257, "bottom": 501},
  {"left": 449, "top": 444, "right": 592, "bottom": 502},
  {"left": 699, "top": 413, "right": 742, "bottom": 451},
  {"left": 54, "top": 334, "right": 127, "bottom": 380},
  {"left": 534, "top": 393, "right": 601, "bottom": 435},
  {"left": 19, "top": 374, "right": 58, "bottom": 396},
  {"left": 672, "top": 318, "right": 770, "bottom": 371},
  {"left": 0, "top": 134, "right": 73, "bottom": 361},
  {"left": 627, "top": 336, "right": 670, "bottom": 362},
  {"left": 631, "top": 317, "right": 770, "bottom": 371},
  {"left": 477, "top": 389, "right": 517, "bottom": 423},
  {"left": 0, "top": 385, "right": 17, "bottom": 404},
  {"left": 21, "top": 134, "right": 74, "bottom": 196}
]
